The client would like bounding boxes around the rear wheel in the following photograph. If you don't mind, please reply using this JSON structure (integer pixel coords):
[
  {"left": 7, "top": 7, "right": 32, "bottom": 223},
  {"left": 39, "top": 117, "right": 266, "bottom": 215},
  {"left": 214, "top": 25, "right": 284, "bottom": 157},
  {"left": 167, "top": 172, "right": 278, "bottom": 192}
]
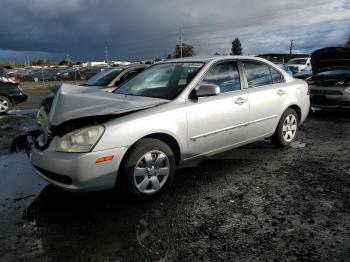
[
  {"left": 0, "top": 95, "right": 11, "bottom": 114},
  {"left": 119, "top": 138, "right": 175, "bottom": 197},
  {"left": 271, "top": 108, "right": 299, "bottom": 147}
]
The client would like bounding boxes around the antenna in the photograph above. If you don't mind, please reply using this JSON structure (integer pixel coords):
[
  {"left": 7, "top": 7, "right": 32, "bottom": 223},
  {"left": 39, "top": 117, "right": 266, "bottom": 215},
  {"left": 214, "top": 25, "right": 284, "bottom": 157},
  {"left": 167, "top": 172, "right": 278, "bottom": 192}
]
[
  {"left": 179, "top": 28, "right": 183, "bottom": 58},
  {"left": 289, "top": 40, "right": 294, "bottom": 59}
]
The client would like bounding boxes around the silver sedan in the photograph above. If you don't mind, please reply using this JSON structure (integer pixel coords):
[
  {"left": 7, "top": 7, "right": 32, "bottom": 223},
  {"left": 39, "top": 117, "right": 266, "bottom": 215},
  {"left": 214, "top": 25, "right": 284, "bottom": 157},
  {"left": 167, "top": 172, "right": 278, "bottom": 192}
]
[{"left": 28, "top": 56, "right": 310, "bottom": 196}]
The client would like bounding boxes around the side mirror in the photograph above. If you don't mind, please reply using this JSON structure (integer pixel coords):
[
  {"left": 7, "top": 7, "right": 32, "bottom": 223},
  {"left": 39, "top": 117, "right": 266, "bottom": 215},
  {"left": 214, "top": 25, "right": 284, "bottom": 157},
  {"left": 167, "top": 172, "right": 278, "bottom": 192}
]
[{"left": 195, "top": 84, "right": 220, "bottom": 97}]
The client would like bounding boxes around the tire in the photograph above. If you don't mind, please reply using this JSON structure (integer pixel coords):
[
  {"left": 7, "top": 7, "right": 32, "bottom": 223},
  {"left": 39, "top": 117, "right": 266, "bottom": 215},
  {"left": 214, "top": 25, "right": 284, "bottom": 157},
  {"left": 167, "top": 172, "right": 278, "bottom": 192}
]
[
  {"left": 118, "top": 138, "right": 175, "bottom": 197},
  {"left": 0, "top": 95, "right": 11, "bottom": 114},
  {"left": 271, "top": 108, "right": 299, "bottom": 147}
]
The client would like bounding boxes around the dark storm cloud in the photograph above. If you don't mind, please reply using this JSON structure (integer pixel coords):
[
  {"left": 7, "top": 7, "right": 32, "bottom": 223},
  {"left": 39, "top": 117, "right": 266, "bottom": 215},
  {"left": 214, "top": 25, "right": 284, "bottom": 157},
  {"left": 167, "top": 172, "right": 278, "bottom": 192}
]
[{"left": 0, "top": 0, "right": 349, "bottom": 62}]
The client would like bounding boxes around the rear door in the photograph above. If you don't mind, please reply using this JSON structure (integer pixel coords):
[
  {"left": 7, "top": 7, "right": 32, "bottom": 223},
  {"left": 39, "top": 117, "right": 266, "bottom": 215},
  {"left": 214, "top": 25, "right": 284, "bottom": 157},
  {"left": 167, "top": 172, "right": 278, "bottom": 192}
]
[
  {"left": 186, "top": 61, "right": 249, "bottom": 158},
  {"left": 241, "top": 60, "right": 287, "bottom": 139}
]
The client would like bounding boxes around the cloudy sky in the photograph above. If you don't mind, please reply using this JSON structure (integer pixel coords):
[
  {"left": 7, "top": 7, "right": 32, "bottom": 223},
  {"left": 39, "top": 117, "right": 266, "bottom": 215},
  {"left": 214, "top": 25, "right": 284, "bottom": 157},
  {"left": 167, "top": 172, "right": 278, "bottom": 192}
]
[{"left": 0, "top": 0, "right": 349, "bottom": 62}]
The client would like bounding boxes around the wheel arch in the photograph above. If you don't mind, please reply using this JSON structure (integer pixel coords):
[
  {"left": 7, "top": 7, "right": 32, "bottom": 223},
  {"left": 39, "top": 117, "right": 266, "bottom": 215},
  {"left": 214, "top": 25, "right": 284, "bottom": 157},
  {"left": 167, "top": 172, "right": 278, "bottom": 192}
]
[
  {"left": 142, "top": 133, "right": 181, "bottom": 166},
  {"left": 273, "top": 104, "right": 302, "bottom": 134},
  {"left": 115, "top": 132, "right": 181, "bottom": 189},
  {"left": 287, "top": 104, "right": 302, "bottom": 122},
  {"left": 118, "top": 132, "right": 181, "bottom": 171}
]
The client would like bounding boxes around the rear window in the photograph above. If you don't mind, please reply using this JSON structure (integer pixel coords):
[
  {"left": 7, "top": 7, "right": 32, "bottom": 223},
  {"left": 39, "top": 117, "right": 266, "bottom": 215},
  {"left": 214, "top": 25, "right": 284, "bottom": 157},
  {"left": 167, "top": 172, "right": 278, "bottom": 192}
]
[
  {"left": 242, "top": 61, "right": 273, "bottom": 88},
  {"left": 270, "top": 67, "right": 284, "bottom": 84}
]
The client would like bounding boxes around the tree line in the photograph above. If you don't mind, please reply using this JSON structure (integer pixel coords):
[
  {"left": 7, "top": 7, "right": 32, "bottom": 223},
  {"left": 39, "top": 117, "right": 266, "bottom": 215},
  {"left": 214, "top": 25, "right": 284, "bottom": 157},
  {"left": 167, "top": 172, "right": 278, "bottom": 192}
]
[{"left": 167, "top": 37, "right": 243, "bottom": 59}]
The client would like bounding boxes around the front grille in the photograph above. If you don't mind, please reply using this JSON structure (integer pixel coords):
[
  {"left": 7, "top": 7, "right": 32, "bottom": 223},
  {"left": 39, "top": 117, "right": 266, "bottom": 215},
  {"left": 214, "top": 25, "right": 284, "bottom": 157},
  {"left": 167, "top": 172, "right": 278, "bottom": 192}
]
[
  {"left": 310, "top": 89, "right": 343, "bottom": 95},
  {"left": 34, "top": 166, "right": 72, "bottom": 185},
  {"left": 311, "top": 97, "right": 339, "bottom": 105}
]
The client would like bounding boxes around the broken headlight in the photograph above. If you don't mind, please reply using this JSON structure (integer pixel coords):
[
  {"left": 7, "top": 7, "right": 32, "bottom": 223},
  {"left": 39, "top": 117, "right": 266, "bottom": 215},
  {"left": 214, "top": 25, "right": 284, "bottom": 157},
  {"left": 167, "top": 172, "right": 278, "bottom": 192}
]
[
  {"left": 56, "top": 125, "right": 105, "bottom": 153},
  {"left": 36, "top": 105, "right": 48, "bottom": 132}
]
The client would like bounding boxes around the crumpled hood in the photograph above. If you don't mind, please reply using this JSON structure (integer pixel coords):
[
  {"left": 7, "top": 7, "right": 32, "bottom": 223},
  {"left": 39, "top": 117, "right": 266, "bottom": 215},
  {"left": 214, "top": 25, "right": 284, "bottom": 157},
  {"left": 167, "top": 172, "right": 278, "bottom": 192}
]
[
  {"left": 49, "top": 83, "right": 169, "bottom": 126},
  {"left": 312, "top": 47, "right": 350, "bottom": 74}
]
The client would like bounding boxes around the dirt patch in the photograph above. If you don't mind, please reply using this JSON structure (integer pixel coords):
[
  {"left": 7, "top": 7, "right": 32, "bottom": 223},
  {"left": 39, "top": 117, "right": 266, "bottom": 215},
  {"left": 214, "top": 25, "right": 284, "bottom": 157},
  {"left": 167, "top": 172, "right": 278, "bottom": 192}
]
[{"left": 0, "top": 109, "right": 349, "bottom": 261}]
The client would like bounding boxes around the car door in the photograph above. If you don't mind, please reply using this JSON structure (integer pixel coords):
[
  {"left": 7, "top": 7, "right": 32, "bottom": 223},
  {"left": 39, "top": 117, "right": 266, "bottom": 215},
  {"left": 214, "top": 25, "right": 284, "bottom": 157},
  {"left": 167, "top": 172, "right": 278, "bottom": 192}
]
[
  {"left": 186, "top": 61, "right": 249, "bottom": 158},
  {"left": 241, "top": 60, "right": 287, "bottom": 139}
]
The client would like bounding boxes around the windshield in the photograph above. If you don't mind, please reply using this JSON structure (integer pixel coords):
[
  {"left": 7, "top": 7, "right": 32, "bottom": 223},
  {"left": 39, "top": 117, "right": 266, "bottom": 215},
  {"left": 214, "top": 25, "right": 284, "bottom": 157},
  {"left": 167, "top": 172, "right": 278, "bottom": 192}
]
[
  {"left": 85, "top": 68, "right": 123, "bottom": 86},
  {"left": 114, "top": 62, "right": 204, "bottom": 99},
  {"left": 288, "top": 59, "right": 307, "bottom": 65}
]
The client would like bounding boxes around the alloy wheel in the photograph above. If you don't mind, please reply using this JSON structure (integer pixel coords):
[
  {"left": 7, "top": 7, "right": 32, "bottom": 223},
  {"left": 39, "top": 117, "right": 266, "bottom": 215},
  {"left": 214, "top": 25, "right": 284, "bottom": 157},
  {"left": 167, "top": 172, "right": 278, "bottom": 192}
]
[
  {"left": 0, "top": 98, "right": 9, "bottom": 113},
  {"left": 133, "top": 150, "right": 170, "bottom": 194},
  {"left": 282, "top": 114, "right": 297, "bottom": 142}
]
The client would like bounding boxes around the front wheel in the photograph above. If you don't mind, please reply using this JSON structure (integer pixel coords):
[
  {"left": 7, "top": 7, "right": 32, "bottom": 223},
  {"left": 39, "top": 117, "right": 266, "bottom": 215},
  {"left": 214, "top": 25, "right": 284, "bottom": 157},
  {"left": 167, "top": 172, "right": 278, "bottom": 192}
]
[
  {"left": 0, "top": 95, "right": 11, "bottom": 114},
  {"left": 119, "top": 138, "right": 175, "bottom": 197},
  {"left": 271, "top": 108, "right": 299, "bottom": 147}
]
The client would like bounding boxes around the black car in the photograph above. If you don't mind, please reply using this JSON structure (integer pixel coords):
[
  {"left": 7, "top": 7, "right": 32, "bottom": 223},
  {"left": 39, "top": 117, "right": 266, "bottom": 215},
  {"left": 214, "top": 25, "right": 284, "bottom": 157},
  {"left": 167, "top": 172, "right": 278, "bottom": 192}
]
[
  {"left": 0, "top": 67, "right": 28, "bottom": 113},
  {"left": 36, "top": 64, "right": 148, "bottom": 130}
]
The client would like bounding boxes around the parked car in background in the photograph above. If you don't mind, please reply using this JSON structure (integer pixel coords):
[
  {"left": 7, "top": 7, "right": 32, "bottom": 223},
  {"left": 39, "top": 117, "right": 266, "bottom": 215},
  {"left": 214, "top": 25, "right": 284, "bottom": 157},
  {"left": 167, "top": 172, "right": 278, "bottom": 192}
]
[
  {"left": 294, "top": 70, "right": 312, "bottom": 80},
  {"left": 0, "top": 67, "right": 27, "bottom": 113},
  {"left": 36, "top": 65, "right": 148, "bottom": 131},
  {"left": 287, "top": 57, "right": 311, "bottom": 73},
  {"left": 22, "top": 56, "right": 310, "bottom": 197},
  {"left": 308, "top": 47, "right": 350, "bottom": 109},
  {"left": 273, "top": 61, "right": 293, "bottom": 76}
]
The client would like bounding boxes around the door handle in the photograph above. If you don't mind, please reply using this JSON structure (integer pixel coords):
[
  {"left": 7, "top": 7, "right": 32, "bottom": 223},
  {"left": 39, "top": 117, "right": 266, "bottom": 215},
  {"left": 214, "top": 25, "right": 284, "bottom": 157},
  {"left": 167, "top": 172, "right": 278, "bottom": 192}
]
[
  {"left": 235, "top": 97, "right": 248, "bottom": 105},
  {"left": 277, "top": 89, "right": 287, "bottom": 95}
]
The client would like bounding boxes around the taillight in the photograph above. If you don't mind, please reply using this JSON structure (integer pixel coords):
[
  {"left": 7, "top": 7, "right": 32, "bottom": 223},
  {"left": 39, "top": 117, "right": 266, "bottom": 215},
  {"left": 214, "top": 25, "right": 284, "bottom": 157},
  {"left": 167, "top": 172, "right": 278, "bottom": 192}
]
[{"left": 9, "top": 78, "right": 18, "bottom": 84}]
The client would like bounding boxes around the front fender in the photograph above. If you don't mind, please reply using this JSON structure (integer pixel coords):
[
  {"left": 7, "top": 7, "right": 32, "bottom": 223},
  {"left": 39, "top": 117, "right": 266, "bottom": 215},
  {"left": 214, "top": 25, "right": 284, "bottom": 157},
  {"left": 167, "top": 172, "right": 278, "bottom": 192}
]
[{"left": 93, "top": 102, "right": 188, "bottom": 155}]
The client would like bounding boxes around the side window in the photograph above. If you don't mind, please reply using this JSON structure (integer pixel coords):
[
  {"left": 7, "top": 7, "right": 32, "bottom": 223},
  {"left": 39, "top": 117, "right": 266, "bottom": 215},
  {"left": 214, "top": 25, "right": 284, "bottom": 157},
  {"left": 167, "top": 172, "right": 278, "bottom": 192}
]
[
  {"left": 242, "top": 61, "right": 273, "bottom": 88},
  {"left": 202, "top": 61, "right": 241, "bottom": 93},
  {"left": 270, "top": 67, "right": 284, "bottom": 84}
]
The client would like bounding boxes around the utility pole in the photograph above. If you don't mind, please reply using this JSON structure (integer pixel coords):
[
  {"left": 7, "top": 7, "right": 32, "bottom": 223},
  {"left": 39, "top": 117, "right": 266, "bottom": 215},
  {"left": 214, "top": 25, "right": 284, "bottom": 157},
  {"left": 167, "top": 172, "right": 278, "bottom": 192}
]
[
  {"left": 105, "top": 45, "right": 109, "bottom": 64},
  {"left": 179, "top": 28, "right": 183, "bottom": 58},
  {"left": 289, "top": 40, "right": 294, "bottom": 59}
]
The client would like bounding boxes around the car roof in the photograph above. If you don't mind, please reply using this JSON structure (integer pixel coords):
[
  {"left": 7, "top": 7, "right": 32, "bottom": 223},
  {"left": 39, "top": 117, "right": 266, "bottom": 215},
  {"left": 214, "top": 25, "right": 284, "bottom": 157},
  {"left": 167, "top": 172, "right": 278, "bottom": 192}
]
[
  {"left": 160, "top": 55, "right": 275, "bottom": 64},
  {"left": 111, "top": 64, "right": 149, "bottom": 70}
]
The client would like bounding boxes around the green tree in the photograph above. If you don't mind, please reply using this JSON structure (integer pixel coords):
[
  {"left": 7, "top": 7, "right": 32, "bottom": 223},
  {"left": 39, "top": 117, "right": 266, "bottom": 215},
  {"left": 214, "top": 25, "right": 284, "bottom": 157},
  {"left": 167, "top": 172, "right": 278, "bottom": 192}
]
[
  {"left": 0, "top": 60, "right": 16, "bottom": 68},
  {"left": 32, "top": 59, "right": 54, "bottom": 66},
  {"left": 168, "top": 43, "right": 194, "bottom": 59},
  {"left": 58, "top": 59, "right": 74, "bottom": 66},
  {"left": 230, "top": 37, "right": 243, "bottom": 55},
  {"left": 213, "top": 52, "right": 220, "bottom": 56},
  {"left": 345, "top": 37, "right": 350, "bottom": 48}
]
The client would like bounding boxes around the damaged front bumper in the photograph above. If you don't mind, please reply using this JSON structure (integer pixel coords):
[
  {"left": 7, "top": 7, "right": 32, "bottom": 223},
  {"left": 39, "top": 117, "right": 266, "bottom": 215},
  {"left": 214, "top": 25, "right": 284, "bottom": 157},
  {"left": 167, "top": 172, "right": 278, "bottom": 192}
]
[
  {"left": 10, "top": 130, "right": 42, "bottom": 155},
  {"left": 11, "top": 130, "right": 128, "bottom": 192}
]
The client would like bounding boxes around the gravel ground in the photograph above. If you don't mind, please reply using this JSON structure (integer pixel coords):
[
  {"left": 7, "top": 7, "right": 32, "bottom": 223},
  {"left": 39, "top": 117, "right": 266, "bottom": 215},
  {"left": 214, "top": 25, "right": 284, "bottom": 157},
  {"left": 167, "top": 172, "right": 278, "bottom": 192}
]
[{"left": 0, "top": 88, "right": 349, "bottom": 261}]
